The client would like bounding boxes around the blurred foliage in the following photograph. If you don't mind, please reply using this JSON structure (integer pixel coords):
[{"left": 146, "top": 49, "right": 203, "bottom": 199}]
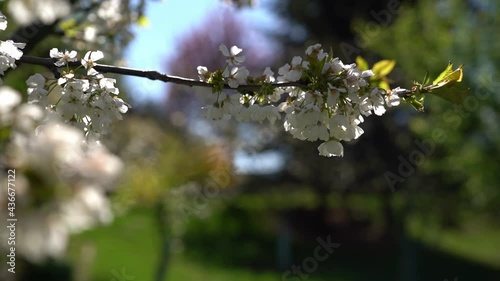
[
  {"left": 357, "top": 0, "right": 500, "bottom": 213},
  {"left": 105, "top": 116, "right": 223, "bottom": 208}
]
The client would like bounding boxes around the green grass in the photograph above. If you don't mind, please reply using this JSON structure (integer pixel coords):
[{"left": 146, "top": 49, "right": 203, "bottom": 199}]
[
  {"left": 68, "top": 208, "right": 160, "bottom": 280},
  {"left": 67, "top": 207, "right": 500, "bottom": 281},
  {"left": 66, "top": 207, "right": 380, "bottom": 281},
  {"left": 408, "top": 214, "right": 500, "bottom": 269},
  {"left": 67, "top": 208, "right": 294, "bottom": 281},
  {"left": 167, "top": 258, "right": 281, "bottom": 281}
]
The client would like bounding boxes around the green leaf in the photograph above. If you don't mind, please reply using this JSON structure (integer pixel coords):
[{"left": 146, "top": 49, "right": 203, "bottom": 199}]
[
  {"left": 137, "top": 15, "right": 150, "bottom": 27},
  {"left": 59, "top": 19, "right": 76, "bottom": 31},
  {"left": 372, "top": 60, "right": 396, "bottom": 77},
  {"left": 432, "top": 63, "right": 463, "bottom": 86},
  {"left": 355, "top": 56, "right": 369, "bottom": 71},
  {"left": 422, "top": 72, "right": 431, "bottom": 85},
  {"left": 426, "top": 64, "right": 467, "bottom": 104},
  {"left": 432, "top": 62, "right": 454, "bottom": 85}
]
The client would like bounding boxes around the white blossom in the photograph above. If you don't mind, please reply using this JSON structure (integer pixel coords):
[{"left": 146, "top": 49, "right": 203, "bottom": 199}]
[
  {"left": 16, "top": 214, "right": 69, "bottom": 262},
  {"left": 261, "top": 105, "right": 281, "bottom": 124},
  {"left": 278, "top": 63, "right": 302, "bottom": 82},
  {"left": 81, "top": 50, "right": 104, "bottom": 75},
  {"left": 60, "top": 186, "right": 113, "bottom": 233},
  {"left": 0, "top": 12, "right": 7, "bottom": 30},
  {"left": 263, "top": 67, "right": 275, "bottom": 83},
  {"left": 386, "top": 87, "right": 404, "bottom": 107},
  {"left": 318, "top": 140, "right": 344, "bottom": 157},
  {"left": 50, "top": 48, "right": 78, "bottom": 67},
  {"left": 97, "top": 0, "right": 123, "bottom": 25},
  {"left": 83, "top": 25, "right": 98, "bottom": 42},
  {"left": 197, "top": 66, "right": 210, "bottom": 81},
  {"left": 14, "top": 104, "right": 45, "bottom": 133},
  {"left": 224, "top": 66, "right": 249, "bottom": 88},
  {"left": 365, "top": 88, "right": 387, "bottom": 116},
  {"left": 219, "top": 44, "right": 245, "bottom": 66},
  {"left": 0, "top": 86, "right": 21, "bottom": 125},
  {"left": 305, "top": 44, "right": 322, "bottom": 55},
  {"left": 57, "top": 72, "right": 75, "bottom": 85},
  {"left": 204, "top": 104, "right": 230, "bottom": 121},
  {"left": 0, "top": 40, "right": 25, "bottom": 75}
]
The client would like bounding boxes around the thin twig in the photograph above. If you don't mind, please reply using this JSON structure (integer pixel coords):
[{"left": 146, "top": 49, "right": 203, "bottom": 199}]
[
  {"left": 18, "top": 55, "right": 303, "bottom": 92},
  {"left": 18, "top": 55, "right": 420, "bottom": 97}
]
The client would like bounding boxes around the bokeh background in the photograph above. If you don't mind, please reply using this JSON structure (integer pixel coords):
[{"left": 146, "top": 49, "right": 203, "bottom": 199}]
[{"left": 1, "top": 0, "right": 499, "bottom": 280}]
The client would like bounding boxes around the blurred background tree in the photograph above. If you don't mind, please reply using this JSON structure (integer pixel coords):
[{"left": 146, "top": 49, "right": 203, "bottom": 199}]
[{"left": 156, "top": 1, "right": 500, "bottom": 281}]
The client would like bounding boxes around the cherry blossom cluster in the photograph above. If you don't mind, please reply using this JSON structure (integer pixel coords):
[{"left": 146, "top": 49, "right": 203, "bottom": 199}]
[
  {"left": 197, "top": 45, "right": 281, "bottom": 124},
  {"left": 77, "top": 0, "right": 131, "bottom": 48},
  {"left": 0, "top": 14, "right": 25, "bottom": 83},
  {"left": 197, "top": 44, "right": 402, "bottom": 157},
  {"left": 5, "top": 0, "right": 133, "bottom": 60},
  {"left": 0, "top": 87, "right": 123, "bottom": 262},
  {"left": 7, "top": 0, "right": 71, "bottom": 26},
  {"left": 27, "top": 48, "right": 129, "bottom": 139},
  {"left": 0, "top": 13, "right": 124, "bottom": 263}
]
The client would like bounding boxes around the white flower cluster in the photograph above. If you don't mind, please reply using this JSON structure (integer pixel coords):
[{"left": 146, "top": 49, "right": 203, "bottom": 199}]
[
  {"left": 0, "top": 14, "right": 125, "bottom": 263},
  {"left": 81, "top": 0, "right": 125, "bottom": 44},
  {"left": 7, "top": 0, "right": 70, "bottom": 26},
  {"left": 0, "top": 12, "right": 129, "bottom": 139},
  {"left": 198, "top": 44, "right": 402, "bottom": 157},
  {"left": 197, "top": 44, "right": 250, "bottom": 89},
  {"left": 202, "top": 91, "right": 281, "bottom": 124},
  {"left": 6, "top": 0, "right": 132, "bottom": 60},
  {"left": 0, "top": 12, "right": 25, "bottom": 83},
  {"left": 0, "top": 88, "right": 123, "bottom": 262},
  {"left": 27, "top": 48, "right": 129, "bottom": 138},
  {"left": 198, "top": 44, "right": 280, "bottom": 124}
]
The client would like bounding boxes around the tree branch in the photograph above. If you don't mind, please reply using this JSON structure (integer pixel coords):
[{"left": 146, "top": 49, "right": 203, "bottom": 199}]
[
  {"left": 18, "top": 55, "right": 303, "bottom": 92},
  {"left": 18, "top": 55, "right": 421, "bottom": 98}
]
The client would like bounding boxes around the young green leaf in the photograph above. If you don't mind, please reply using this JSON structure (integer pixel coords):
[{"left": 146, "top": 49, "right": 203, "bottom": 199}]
[
  {"left": 137, "top": 15, "right": 150, "bottom": 27},
  {"left": 372, "top": 60, "right": 396, "bottom": 78},
  {"left": 426, "top": 64, "right": 468, "bottom": 104},
  {"left": 432, "top": 63, "right": 463, "bottom": 85},
  {"left": 355, "top": 56, "right": 369, "bottom": 71},
  {"left": 422, "top": 72, "right": 430, "bottom": 85}
]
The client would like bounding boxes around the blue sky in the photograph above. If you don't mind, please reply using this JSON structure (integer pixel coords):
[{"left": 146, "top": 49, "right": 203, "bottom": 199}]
[
  {"left": 124, "top": 0, "right": 281, "bottom": 104},
  {"left": 123, "top": 0, "right": 285, "bottom": 173}
]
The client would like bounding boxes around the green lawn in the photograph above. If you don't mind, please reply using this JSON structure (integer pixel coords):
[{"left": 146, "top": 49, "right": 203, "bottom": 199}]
[
  {"left": 67, "top": 207, "right": 388, "bottom": 281},
  {"left": 67, "top": 208, "right": 293, "bottom": 281},
  {"left": 67, "top": 207, "right": 500, "bottom": 281},
  {"left": 408, "top": 214, "right": 500, "bottom": 269}
]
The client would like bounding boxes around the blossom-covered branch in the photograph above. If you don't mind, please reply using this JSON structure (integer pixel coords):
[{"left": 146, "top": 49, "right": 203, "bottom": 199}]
[
  {"left": 15, "top": 44, "right": 464, "bottom": 159},
  {"left": 20, "top": 53, "right": 456, "bottom": 100},
  {"left": 18, "top": 55, "right": 303, "bottom": 92}
]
